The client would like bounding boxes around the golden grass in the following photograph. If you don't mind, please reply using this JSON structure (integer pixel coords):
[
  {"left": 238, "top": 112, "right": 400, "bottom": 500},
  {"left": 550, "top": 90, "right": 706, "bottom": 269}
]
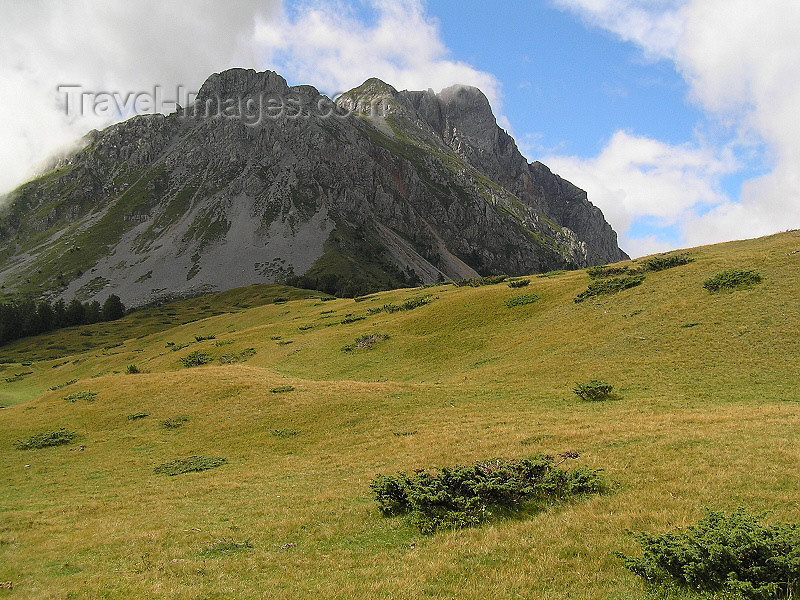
[{"left": 1, "top": 230, "right": 799, "bottom": 598}]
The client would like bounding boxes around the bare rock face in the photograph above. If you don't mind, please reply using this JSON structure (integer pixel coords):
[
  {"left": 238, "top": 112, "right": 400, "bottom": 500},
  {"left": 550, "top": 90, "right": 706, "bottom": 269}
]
[{"left": 0, "top": 68, "right": 628, "bottom": 305}]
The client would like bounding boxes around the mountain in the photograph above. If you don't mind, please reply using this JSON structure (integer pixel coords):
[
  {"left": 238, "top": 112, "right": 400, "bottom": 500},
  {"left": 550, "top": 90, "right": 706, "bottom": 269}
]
[{"left": 0, "top": 68, "right": 627, "bottom": 306}]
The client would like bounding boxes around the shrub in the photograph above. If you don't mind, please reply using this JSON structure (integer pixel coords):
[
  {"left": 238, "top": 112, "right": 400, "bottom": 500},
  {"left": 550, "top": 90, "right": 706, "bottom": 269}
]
[
  {"left": 537, "top": 270, "right": 566, "bottom": 278},
  {"left": 125, "top": 364, "right": 141, "bottom": 374},
  {"left": 15, "top": 428, "right": 77, "bottom": 450},
  {"left": 370, "top": 454, "right": 604, "bottom": 534},
  {"left": 154, "top": 455, "right": 227, "bottom": 476},
  {"left": 452, "top": 275, "right": 508, "bottom": 287},
  {"left": 508, "top": 279, "right": 531, "bottom": 288},
  {"left": 504, "top": 293, "right": 540, "bottom": 308},
  {"left": 214, "top": 339, "right": 234, "bottom": 346},
  {"left": 587, "top": 265, "right": 634, "bottom": 279},
  {"left": 270, "top": 385, "right": 295, "bottom": 393},
  {"left": 617, "top": 508, "right": 800, "bottom": 599},
  {"left": 199, "top": 539, "right": 253, "bottom": 558},
  {"left": 180, "top": 351, "right": 212, "bottom": 368},
  {"left": 161, "top": 416, "right": 189, "bottom": 429},
  {"left": 49, "top": 379, "right": 78, "bottom": 391},
  {"left": 368, "top": 295, "right": 434, "bottom": 315},
  {"left": 703, "top": 269, "right": 763, "bottom": 292},
  {"left": 126, "top": 412, "right": 149, "bottom": 420},
  {"left": 271, "top": 428, "right": 300, "bottom": 437},
  {"left": 219, "top": 348, "right": 256, "bottom": 364},
  {"left": 340, "top": 314, "right": 366, "bottom": 324},
  {"left": 64, "top": 391, "right": 97, "bottom": 402},
  {"left": 194, "top": 334, "right": 216, "bottom": 342},
  {"left": 573, "top": 380, "right": 614, "bottom": 401},
  {"left": 639, "top": 253, "right": 694, "bottom": 272},
  {"left": 574, "top": 274, "right": 645, "bottom": 303},
  {"left": 342, "top": 333, "right": 390, "bottom": 352}
]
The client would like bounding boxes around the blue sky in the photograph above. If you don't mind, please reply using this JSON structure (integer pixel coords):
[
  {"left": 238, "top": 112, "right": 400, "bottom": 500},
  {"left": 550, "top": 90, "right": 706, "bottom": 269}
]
[{"left": 2, "top": 0, "right": 798, "bottom": 257}]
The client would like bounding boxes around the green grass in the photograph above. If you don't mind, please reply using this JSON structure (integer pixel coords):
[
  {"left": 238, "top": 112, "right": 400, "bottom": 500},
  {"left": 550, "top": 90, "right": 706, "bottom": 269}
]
[{"left": 0, "top": 231, "right": 799, "bottom": 598}]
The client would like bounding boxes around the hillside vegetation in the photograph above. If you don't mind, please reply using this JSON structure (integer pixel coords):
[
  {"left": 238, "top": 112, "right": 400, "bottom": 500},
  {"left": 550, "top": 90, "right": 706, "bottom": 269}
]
[{"left": 0, "top": 231, "right": 798, "bottom": 599}]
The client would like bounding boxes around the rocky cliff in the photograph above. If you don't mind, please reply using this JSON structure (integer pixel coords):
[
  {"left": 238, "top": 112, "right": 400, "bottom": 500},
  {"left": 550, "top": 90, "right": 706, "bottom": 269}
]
[{"left": 0, "top": 68, "right": 628, "bottom": 305}]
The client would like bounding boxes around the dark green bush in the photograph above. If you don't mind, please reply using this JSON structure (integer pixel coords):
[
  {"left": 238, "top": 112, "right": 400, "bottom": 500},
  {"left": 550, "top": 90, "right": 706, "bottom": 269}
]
[
  {"left": 617, "top": 508, "right": 800, "bottom": 599},
  {"left": 270, "top": 385, "right": 295, "bottom": 393},
  {"left": 161, "top": 416, "right": 189, "bottom": 429},
  {"left": 126, "top": 412, "right": 149, "bottom": 420},
  {"left": 154, "top": 455, "right": 227, "bottom": 476},
  {"left": 453, "top": 275, "right": 508, "bottom": 287},
  {"left": 219, "top": 348, "right": 256, "bottom": 364},
  {"left": 537, "top": 270, "right": 566, "bottom": 278},
  {"left": 340, "top": 314, "right": 366, "bottom": 324},
  {"left": 574, "top": 274, "right": 646, "bottom": 303},
  {"left": 639, "top": 253, "right": 694, "bottom": 272},
  {"left": 504, "top": 293, "right": 540, "bottom": 308},
  {"left": 703, "top": 269, "right": 763, "bottom": 292},
  {"left": 342, "top": 333, "right": 390, "bottom": 352},
  {"left": 370, "top": 454, "right": 604, "bottom": 534},
  {"left": 194, "top": 334, "right": 216, "bottom": 342},
  {"left": 180, "top": 351, "right": 212, "bottom": 367},
  {"left": 573, "top": 380, "right": 614, "bottom": 401},
  {"left": 125, "top": 364, "right": 141, "bottom": 374},
  {"left": 15, "top": 428, "right": 77, "bottom": 450},
  {"left": 507, "top": 279, "right": 531, "bottom": 288},
  {"left": 587, "top": 265, "right": 634, "bottom": 279},
  {"left": 271, "top": 428, "right": 300, "bottom": 437},
  {"left": 369, "top": 295, "right": 434, "bottom": 315},
  {"left": 64, "top": 391, "right": 97, "bottom": 402}
]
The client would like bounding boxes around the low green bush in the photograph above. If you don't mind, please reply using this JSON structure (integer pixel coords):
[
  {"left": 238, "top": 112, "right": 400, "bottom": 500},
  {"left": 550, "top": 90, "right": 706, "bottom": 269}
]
[
  {"left": 507, "top": 279, "right": 531, "bottom": 288},
  {"left": 574, "top": 274, "right": 646, "bottom": 303},
  {"left": 504, "top": 293, "right": 540, "bottom": 308},
  {"left": 453, "top": 275, "right": 508, "bottom": 287},
  {"left": 154, "top": 455, "right": 227, "bottom": 476},
  {"left": 180, "top": 351, "right": 212, "bottom": 368},
  {"left": 573, "top": 380, "right": 614, "bottom": 401},
  {"left": 270, "top": 385, "right": 295, "bottom": 393},
  {"left": 48, "top": 379, "right": 77, "bottom": 391},
  {"left": 340, "top": 314, "right": 366, "bottom": 324},
  {"left": 15, "top": 428, "right": 77, "bottom": 450},
  {"left": 125, "top": 364, "right": 141, "bottom": 374},
  {"left": 194, "top": 334, "right": 216, "bottom": 342},
  {"left": 271, "top": 428, "right": 300, "bottom": 437},
  {"left": 64, "top": 391, "right": 97, "bottom": 402},
  {"left": 703, "top": 269, "right": 763, "bottom": 292},
  {"left": 537, "top": 270, "right": 566, "bottom": 278},
  {"left": 342, "top": 333, "right": 390, "bottom": 352},
  {"left": 369, "top": 295, "right": 434, "bottom": 315},
  {"left": 617, "top": 508, "right": 800, "bottom": 599},
  {"left": 370, "top": 454, "right": 604, "bottom": 534},
  {"left": 587, "top": 265, "right": 634, "bottom": 279},
  {"left": 161, "top": 416, "right": 189, "bottom": 429},
  {"left": 219, "top": 348, "right": 257, "bottom": 364},
  {"left": 126, "top": 412, "right": 149, "bottom": 420},
  {"left": 639, "top": 253, "right": 694, "bottom": 272}
]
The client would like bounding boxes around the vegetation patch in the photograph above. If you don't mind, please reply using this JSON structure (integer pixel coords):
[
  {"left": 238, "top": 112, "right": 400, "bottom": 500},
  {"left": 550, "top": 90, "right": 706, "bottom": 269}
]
[
  {"left": 703, "top": 269, "right": 763, "bottom": 292},
  {"left": 587, "top": 265, "right": 634, "bottom": 279},
  {"left": 64, "top": 391, "right": 97, "bottom": 403},
  {"left": 218, "top": 348, "right": 256, "bottom": 364},
  {"left": 639, "top": 253, "right": 694, "bottom": 272},
  {"left": 342, "top": 333, "right": 390, "bottom": 352},
  {"left": 125, "top": 364, "right": 141, "bottom": 374},
  {"left": 15, "top": 428, "right": 77, "bottom": 450},
  {"left": 49, "top": 379, "right": 78, "bottom": 391},
  {"left": 573, "top": 380, "right": 614, "bottom": 401},
  {"left": 504, "top": 293, "right": 540, "bottom": 308},
  {"left": 161, "top": 416, "right": 189, "bottom": 430},
  {"left": 153, "top": 455, "right": 227, "bottom": 476},
  {"left": 370, "top": 453, "right": 604, "bottom": 534},
  {"left": 199, "top": 539, "right": 253, "bottom": 558},
  {"left": 507, "top": 279, "right": 530, "bottom": 288},
  {"left": 271, "top": 428, "right": 300, "bottom": 437},
  {"left": 270, "top": 385, "right": 295, "bottom": 394},
  {"left": 537, "top": 270, "right": 566, "bottom": 278},
  {"left": 574, "top": 274, "right": 646, "bottom": 303},
  {"left": 194, "top": 334, "right": 216, "bottom": 342},
  {"left": 340, "top": 314, "right": 366, "bottom": 324},
  {"left": 368, "top": 295, "right": 434, "bottom": 314},
  {"left": 617, "top": 508, "right": 800, "bottom": 599},
  {"left": 126, "top": 412, "right": 149, "bottom": 420},
  {"left": 180, "top": 351, "right": 212, "bottom": 368},
  {"left": 452, "top": 275, "right": 508, "bottom": 287}
]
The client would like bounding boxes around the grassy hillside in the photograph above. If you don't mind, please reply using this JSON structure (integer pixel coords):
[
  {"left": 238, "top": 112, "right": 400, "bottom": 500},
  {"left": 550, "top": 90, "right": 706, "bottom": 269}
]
[{"left": 1, "top": 231, "right": 798, "bottom": 598}]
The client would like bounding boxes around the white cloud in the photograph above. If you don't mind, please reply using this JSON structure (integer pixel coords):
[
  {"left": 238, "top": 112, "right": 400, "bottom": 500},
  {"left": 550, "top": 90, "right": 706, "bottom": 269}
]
[
  {"left": 551, "top": 0, "right": 800, "bottom": 254},
  {"left": 0, "top": 0, "right": 501, "bottom": 196},
  {"left": 253, "top": 0, "right": 501, "bottom": 106}
]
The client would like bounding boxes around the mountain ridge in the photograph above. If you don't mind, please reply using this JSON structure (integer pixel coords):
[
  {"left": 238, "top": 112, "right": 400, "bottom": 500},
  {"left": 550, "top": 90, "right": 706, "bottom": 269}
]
[{"left": 0, "top": 68, "right": 628, "bottom": 306}]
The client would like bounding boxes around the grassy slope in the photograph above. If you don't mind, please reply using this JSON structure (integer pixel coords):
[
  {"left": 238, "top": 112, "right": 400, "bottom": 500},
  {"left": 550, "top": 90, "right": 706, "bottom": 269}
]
[{"left": 0, "top": 231, "right": 798, "bottom": 599}]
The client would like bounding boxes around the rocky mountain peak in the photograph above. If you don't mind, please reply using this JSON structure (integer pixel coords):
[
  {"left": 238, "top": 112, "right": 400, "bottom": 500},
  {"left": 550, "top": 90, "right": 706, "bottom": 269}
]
[{"left": 195, "top": 68, "right": 290, "bottom": 103}]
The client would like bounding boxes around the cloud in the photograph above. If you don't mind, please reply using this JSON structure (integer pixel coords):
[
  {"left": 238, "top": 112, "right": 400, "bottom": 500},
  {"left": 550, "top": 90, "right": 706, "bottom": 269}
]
[
  {"left": 551, "top": 0, "right": 800, "bottom": 254},
  {"left": 543, "top": 130, "right": 736, "bottom": 256},
  {"left": 253, "top": 0, "right": 501, "bottom": 106}
]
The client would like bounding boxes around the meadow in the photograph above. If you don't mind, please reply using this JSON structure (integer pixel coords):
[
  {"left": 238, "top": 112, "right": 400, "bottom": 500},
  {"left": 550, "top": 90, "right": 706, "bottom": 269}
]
[{"left": 1, "top": 231, "right": 798, "bottom": 598}]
